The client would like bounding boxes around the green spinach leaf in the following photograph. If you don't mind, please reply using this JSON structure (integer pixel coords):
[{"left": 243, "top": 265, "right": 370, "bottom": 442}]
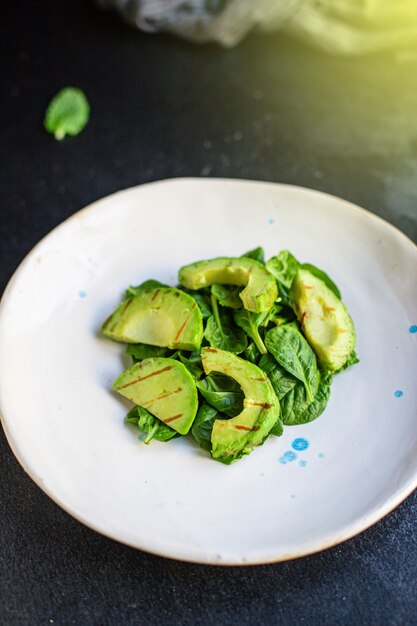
[
  {"left": 280, "top": 383, "right": 311, "bottom": 425},
  {"left": 44, "top": 87, "right": 90, "bottom": 140},
  {"left": 281, "top": 374, "right": 332, "bottom": 425},
  {"left": 241, "top": 246, "right": 265, "bottom": 264},
  {"left": 190, "top": 403, "right": 218, "bottom": 451},
  {"left": 242, "top": 342, "right": 261, "bottom": 364},
  {"left": 233, "top": 309, "right": 268, "bottom": 354},
  {"left": 301, "top": 263, "right": 341, "bottom": 299},
  {"left": 258, "top": 354, "right": 297, "bottom": 400},
  {"left": 258, "top": 303, "right": 282, "bottom": 327},
  {"left": 297, "top": 374, "right": 332, "bottom": 424},
  {"left": 196, "top": 374, "right": 244, "bottom": 417},
  {"left": 187, "top": 350, "right": 204, "bottom": 365},
  {"left": 126, "top": 343, "right": 170, "bottom": 363},
  {"left": 265, "top": 324, "right": 319, "bottom": 403},
  {"left": 269, "top": 306, "right": 296, "bottom": 327},
  {"left": 265, "top": 250, "right": 300, "bottom": 305},
  {"left": 125, "top": 406, "right": 179, "bottom": 443},
  {"left": 211, "top": 284, "right": 242, "bottom": 309},
  {"left": 125, "top": 279, "right": 167, "bottom": 298},
  {"left": 204, "top": 295, "right": 247, "bottom": 354},
  {"left": 269, "top": 419, "right": 284, "bottom": 437},
  {"left": 178, "top": 353, "right": 203, "bottom": 379},
  {"left": 187, "top": 291, "right": 212, "bottom": 319}
]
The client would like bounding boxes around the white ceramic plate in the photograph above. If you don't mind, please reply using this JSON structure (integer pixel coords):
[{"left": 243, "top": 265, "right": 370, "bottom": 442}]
[{"left": 1, "top": 178, "right": 417, "bottom": 565}]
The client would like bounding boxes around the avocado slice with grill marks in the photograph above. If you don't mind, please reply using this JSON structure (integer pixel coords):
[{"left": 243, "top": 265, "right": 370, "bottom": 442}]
[
  {"left": 114, "top": 357, "right": 198, "bottom": 435},
  {"left": 178, "top": 257, "right": 278, "bottom": 313},
  {"left": 101, "top": 287, "right": 203, "bottom": 351},
  {"left": 290, "top": 269, "right": 356, "bottom": 372},
  {"left": 201, "top": 348, "right": 281, "bottom": 463}
]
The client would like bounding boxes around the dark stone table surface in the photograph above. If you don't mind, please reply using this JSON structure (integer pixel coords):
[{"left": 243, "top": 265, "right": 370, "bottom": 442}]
[{"left": 1, "top": 2, "right": 416, "bottom": 624}]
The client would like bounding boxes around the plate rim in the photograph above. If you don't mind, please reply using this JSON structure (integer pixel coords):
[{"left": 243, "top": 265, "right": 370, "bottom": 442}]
[{"left": 1, "top": 177, "right": 417, "bottom": 566}]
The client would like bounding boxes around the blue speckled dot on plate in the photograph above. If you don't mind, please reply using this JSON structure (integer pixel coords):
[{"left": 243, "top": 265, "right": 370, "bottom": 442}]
[
  {"left": 394, "top": 390, "right": 404, "bottom": 398},
  {"left": 279, "top": 451, "right": 297, "bottom": 464},
  {"left": 78, "top": 290, "right": 87, "bottom": 298},
  {"left": 409, "top": 325, "right": 417, "bottom": 334},
  {"left": 292, "top": 438, "right": 309, "bottom": 451},
  {"left": 298, "top": 460, "right": 307, "bottom": 467}
]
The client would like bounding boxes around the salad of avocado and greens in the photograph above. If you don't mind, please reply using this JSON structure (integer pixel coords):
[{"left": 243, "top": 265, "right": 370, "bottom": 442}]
[{"left": 101, "top": 248, "right": 358, "bottom": 464}]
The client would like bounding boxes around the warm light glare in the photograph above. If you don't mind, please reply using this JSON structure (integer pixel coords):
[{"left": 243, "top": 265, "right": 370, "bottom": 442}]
[{"left": 280, "top": 0, "right": 417, "bottom": 55}]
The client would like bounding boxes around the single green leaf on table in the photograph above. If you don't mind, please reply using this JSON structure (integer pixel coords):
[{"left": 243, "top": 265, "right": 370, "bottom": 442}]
[
  {"left": 233, "top": 309, "right": 268, "bottom": 354},
  {"left": 265, "top": 324, "right": 319, "bottom": 403},
  {"left": 125, "top": 406, "right": 179, "bottom": 443},
  {"left": 190, "top": 402, "right": 218, "bottom": 451},
  {"left": 196, "top": 373, "right": 244, "bottom": 417},
  {"left": 204, "top": 295, "right": 247, "bottom": 354},
  {"left": 301, "top": 263, "right": 341, "bottom": 299},
  {"left": 241, "top": 246, "right": 265, "bottom": 264},
  {"left": 126, "top": 343, "right": 170, "bottom": 363},
  {"left": 265, "top": 250, "right": 300, "bottom": 306},
  {"left": 125, "top": 279, "right": 167, "bottom": 298},
  {"left": 211, "top": 284, "right": 242, "bottom": 309},
  {"left": 44, "top": 87, "right": 90, "bottom": 140}
]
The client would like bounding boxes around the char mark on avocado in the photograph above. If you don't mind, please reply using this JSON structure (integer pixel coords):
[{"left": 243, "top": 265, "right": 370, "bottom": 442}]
[
  {"left": 151, "top": 289, "right": 161, "bottom": 301},
  {"left": 174, "top": 316, "right": 191, "bottom": 341},
  {"left": 143, "top": 387, "right": 183, "bottom": 405},
  {"left": 244, "top": 401, "right": 272, "bottom": 409},
  {"left": 117, "top": 365, "right": 173, "bottom": 389},
  {"left": 121, "top": 298, "right": 133, "bottom": 315},
  {"left": 164, "top": 413, "right": 183, "bottom": 423}
]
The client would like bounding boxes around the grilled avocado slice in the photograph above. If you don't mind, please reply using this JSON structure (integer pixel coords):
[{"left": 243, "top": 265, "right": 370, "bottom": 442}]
[
  {"left": 178, "top": 257, "right": 278, "bottom": 313},
  {"left": 290, "top": 269, "right": 356, "bottom": 372},
  {"left": 201, "top": 348, "right": 281, "bottom": 463},
  {"left": 114, "top": 357, "right": 198, "bottom": 435},
  {"left": 101, "top": 287, "right": 203, "bottom": 351}
]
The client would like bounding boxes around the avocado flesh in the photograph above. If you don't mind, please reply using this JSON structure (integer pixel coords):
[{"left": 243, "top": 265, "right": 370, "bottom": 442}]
[
  {"left": 178, "top": 257, "right": 278, "bottom": 313},
  {"left": 201, "top": 348, "right": 280, "bottom": 463},
  {"left": 114, "top": 357, "right": 198, "bottom": 435},
  {"left": 290, "top": 269, "right": 356, "bottom": 372},
  {"left": 101, "top": 287, "right": 203, "bottom": 351}
]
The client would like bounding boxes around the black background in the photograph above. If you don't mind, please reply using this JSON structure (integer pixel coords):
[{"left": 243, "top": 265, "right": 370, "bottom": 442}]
[{"left": 1, "top": 2, "right": 417, "bottom": 624}]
